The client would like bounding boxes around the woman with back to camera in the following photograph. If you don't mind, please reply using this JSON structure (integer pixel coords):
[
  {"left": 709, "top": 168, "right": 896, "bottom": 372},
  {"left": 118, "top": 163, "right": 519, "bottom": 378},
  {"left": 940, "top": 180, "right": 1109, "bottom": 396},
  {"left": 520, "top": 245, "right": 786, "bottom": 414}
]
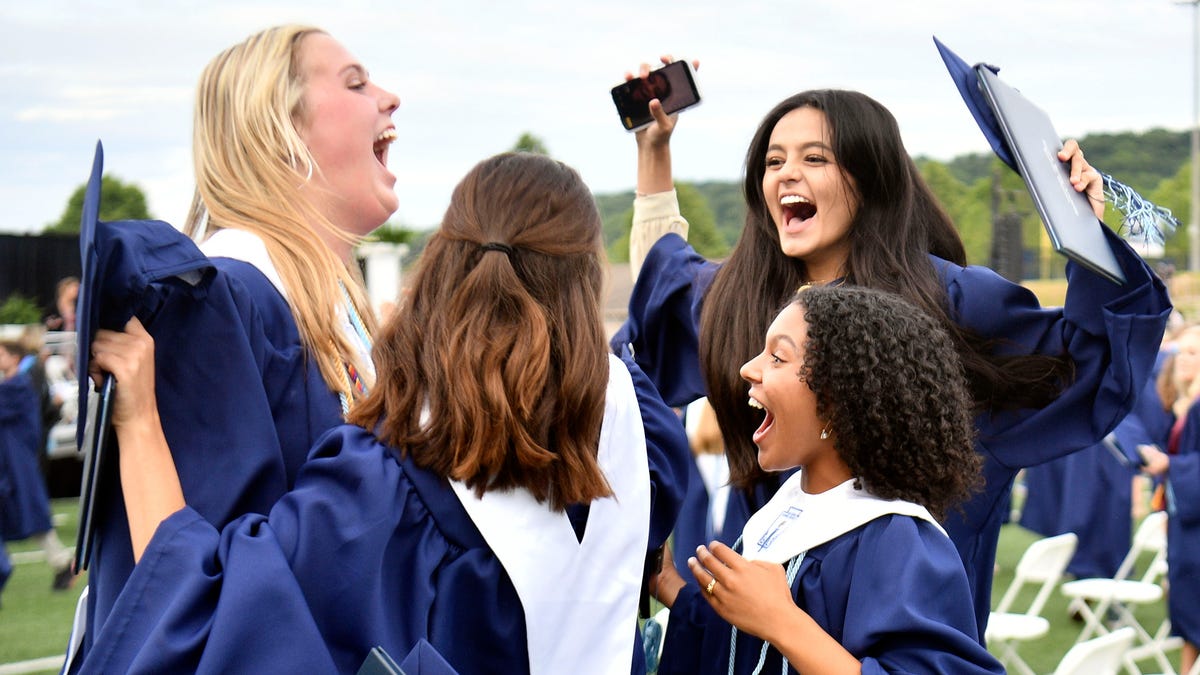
[
  {"left": 78, "top": 152, "right": 689, "bottom": 674},
  {"left": 613, "top": 57, "right": 1172, "bottom": 639},
  {"left": 652, "top": 284, "right": 1004, "bottom": 674},
  {"left": 68, "top": 24, "right": 401, "bottom": 669}
]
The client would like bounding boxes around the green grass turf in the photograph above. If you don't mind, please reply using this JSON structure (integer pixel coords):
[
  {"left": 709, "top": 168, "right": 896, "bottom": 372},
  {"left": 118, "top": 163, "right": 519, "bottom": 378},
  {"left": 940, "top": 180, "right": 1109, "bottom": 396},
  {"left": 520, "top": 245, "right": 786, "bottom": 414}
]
[{"left": 1, "top": 498, "right": 86, "bottom": 675}]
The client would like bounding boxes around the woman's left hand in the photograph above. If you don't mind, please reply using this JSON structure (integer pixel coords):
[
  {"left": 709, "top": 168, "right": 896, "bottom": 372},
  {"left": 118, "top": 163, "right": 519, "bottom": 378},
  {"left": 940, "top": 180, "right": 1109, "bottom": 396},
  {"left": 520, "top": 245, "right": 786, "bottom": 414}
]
[
  {"left": 1059, "top": 139, "right": 1105, "bottom": 221},
  {"left": 687, "top": 542, "right": 800, "bottom": 642}
]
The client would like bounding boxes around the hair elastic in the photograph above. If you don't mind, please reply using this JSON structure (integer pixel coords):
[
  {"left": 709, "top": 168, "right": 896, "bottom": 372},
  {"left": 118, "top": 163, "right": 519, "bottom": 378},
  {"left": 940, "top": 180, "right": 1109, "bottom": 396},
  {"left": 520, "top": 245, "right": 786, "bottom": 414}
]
[{"left": 480, "top": 242, "right": 515, "bottom": 257}]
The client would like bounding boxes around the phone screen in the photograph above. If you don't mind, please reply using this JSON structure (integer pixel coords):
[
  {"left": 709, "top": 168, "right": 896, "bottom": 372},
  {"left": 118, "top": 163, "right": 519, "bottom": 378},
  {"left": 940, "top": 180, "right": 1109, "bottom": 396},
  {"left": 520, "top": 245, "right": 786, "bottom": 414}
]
[{"left": 611, "top": 60, "right": 702, "bottom": 131}]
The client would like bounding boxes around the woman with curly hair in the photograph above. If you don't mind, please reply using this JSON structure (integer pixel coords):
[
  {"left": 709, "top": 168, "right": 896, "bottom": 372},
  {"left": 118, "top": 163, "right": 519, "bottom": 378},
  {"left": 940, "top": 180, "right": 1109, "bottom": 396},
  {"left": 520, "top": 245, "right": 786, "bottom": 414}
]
[
  {"left": 615, "top": 65, "right": 1172, "bottom": 636},
  {"left": 651, "top": 285, "right": 1002, "bottom": 674}
]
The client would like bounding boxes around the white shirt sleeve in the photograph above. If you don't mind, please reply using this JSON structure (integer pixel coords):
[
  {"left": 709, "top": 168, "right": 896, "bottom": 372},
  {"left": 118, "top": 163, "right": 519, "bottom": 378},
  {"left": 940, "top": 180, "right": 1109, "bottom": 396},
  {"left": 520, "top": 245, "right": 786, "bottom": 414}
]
[{"left": 630, "top": 189, "right": 690, "bottom": 284}]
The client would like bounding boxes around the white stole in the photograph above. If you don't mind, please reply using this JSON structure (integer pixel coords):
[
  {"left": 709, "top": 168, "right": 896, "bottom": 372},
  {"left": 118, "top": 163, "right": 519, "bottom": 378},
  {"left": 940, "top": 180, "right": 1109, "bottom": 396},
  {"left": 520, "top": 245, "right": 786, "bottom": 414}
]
[
  {"left": 200, "top": 228, "right": 288, "bottom": 300},
  {"left": 740, "top": 472, "right": 945, "bottom": 564},
  {"left": 200, "top": 228, "right": 374, "bottom": 397},
  {"left": 450, "top": 354, "right": 650, "bottom": 675}
]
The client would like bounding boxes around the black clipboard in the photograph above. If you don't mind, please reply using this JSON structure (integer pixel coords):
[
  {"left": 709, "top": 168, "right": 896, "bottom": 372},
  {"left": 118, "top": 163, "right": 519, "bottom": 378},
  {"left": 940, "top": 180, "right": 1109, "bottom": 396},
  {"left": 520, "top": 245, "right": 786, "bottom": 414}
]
[
  {"left": 74, "top": 374, "right": 116, "bottom": 572},
  {"left": 975, "top": 66, "right": 1126, "bottom": 285}
]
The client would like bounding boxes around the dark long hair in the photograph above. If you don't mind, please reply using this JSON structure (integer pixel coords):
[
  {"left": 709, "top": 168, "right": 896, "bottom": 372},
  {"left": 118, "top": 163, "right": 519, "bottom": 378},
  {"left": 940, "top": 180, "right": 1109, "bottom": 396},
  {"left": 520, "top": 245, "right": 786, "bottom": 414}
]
[
  {"left": 700, "top": 90, "right": 1074, "bottom": 487},
  {"left": 349, "top": 152, "right": 612, "bottom": 510}
]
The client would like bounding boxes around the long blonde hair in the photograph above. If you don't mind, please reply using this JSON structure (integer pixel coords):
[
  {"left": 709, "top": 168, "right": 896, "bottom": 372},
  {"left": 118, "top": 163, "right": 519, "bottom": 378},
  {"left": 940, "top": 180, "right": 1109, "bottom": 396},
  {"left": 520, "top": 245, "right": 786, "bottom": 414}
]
[{"left": 184, "top": 24, "right": 377, "bottom": 404}]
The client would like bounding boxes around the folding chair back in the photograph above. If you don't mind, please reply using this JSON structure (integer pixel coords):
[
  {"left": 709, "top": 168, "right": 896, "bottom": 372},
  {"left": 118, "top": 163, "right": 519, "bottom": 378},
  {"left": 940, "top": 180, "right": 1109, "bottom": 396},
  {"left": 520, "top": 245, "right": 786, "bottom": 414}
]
[
  {"left": 1131, "top": 510, "right": 1168, "bottom": 584},
  {"left": 1052, "top": 627, "right": 1136, "bottom": 675},
  {"left": 1060, "top": 512, "right": 1172, "bottom": 674},
  {"left": 987, "top": 532, "right": 1078, "bottom": 675},
  {"left": 1109, "top": 510, "right": 1168, "bottom": 583},
  {"left": 994, "top": 532, "right": 1079, "bottom": 617}
]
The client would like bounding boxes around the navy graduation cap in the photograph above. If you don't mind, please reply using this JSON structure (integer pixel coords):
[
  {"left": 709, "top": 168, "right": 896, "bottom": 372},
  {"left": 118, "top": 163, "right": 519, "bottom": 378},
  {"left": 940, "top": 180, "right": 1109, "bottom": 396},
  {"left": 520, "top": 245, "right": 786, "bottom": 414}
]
[
  {"left": 933, "top": 36, "right": 1015, "bottom": 172},
  {"left": 76, "top": 142, "right": 131, "bottom": 442},
  {"left": 74, "top": 141, "right": 214, "bottom": 571},
  {"left": 933, "top": 36, "right": 1179, "bottom": 247}
]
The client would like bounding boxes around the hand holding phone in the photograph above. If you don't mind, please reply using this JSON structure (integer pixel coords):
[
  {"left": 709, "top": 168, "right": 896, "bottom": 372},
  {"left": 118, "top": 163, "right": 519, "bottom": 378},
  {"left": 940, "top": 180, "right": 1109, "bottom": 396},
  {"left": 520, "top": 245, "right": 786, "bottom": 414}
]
[{"left": 611, "top": 60, "right": 702, "bottom": 132}]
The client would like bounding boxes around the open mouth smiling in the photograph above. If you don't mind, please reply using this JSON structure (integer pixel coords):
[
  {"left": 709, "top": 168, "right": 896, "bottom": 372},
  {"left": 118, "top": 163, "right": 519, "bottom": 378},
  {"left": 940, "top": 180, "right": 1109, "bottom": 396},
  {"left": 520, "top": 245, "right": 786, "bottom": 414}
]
[
  {"left": 781, "top": 194, "right": 817, "bottom": 225},
  {"left": 374, "top": 128, "right": 397, "bottom": 165}
]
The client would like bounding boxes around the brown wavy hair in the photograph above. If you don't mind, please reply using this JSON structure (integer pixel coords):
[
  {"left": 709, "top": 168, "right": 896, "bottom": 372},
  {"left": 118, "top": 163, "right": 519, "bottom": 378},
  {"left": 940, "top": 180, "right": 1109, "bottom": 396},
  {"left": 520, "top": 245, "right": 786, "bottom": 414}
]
[
  {"left": 701, "top": 89, "right": 1074, "bottom": 488},
  {"left": 348, "top": 153, "right": 612, "bottom": 510},
  {"left": 788, "top": 285, "right": 982, "bottom": 520}
]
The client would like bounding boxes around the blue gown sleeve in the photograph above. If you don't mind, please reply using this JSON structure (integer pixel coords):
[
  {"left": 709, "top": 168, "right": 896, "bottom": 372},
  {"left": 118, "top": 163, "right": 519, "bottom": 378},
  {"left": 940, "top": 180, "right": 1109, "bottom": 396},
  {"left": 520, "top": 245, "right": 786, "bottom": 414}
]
[
  {"left": 621, "top": 351, "right": 691, "bottom": 548},
  {"left": 78, "top": 427, "right": 528, "bottom": 675},
  {"left": 610, "top": 234, "right": 719, "bottom": 408},
  {"left": 846, "top": 519, "right": 1002, "bottom": 675},
  {"left": 942, "top": 226, "right": 1171, "bottom": 468}
]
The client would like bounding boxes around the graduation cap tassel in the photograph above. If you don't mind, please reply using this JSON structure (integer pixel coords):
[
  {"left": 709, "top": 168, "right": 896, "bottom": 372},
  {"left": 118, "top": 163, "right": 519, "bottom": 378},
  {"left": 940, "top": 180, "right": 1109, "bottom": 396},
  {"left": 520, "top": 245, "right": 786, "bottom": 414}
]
[{"left": 1100, "top": 172, "right": 1180, "bottom": 247}]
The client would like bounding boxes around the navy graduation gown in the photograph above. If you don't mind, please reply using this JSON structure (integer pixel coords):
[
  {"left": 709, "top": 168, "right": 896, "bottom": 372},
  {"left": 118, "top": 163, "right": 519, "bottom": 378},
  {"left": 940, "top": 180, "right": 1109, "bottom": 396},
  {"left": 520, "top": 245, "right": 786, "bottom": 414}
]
[
  {"left": 1166, "top": 400, "right": 1200, "bottom": 645},
  {"left": 657, "top": 515, "right": 1004, "bottom": 674},
  {"left": 77, "top": 357, "right": 689, "bottom": 674},
  {"left": 0, "top": 372, "right": 53, "bottom": 541},
  {"left": 76, "top": 221, "right": 345, "bottom": 665},
  {"left": 613, "top": 226, "right": 1171, "bottom": 637},
  {"left": 1019, "top": 441, "right": 1135, "bottom": 578}
]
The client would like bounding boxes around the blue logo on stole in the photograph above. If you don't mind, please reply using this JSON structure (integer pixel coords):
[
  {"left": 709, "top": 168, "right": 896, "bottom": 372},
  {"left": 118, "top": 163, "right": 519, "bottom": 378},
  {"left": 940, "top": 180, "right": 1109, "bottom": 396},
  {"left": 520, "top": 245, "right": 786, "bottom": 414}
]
[{"left": 757, "top": 506, "right": 802, "bottom": 552}]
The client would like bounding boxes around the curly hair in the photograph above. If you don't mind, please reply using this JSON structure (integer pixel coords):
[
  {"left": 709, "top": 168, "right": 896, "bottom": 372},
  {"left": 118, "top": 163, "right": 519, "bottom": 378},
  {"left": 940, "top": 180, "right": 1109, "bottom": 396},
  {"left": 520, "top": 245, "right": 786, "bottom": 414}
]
[{"left": 793, "top": 285, "right": 982, "bottom": 520}]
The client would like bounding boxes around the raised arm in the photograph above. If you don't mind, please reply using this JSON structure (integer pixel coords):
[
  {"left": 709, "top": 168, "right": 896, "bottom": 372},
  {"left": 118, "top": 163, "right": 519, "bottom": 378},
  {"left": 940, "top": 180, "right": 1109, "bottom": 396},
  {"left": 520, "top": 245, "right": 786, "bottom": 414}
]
[
  {"left": 90, "top": 317, "right": 184, "bottom": 562},
  {"left": 627, "top": 57, "right": 696, "bottom": 281}
]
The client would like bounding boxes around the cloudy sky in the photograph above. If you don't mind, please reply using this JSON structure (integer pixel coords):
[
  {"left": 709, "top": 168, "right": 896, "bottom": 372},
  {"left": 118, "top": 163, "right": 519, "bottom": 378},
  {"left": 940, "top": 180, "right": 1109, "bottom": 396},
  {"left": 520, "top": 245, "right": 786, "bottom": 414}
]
[{"left": 0, "top": 0, "right": 1195, "bottom": 234}]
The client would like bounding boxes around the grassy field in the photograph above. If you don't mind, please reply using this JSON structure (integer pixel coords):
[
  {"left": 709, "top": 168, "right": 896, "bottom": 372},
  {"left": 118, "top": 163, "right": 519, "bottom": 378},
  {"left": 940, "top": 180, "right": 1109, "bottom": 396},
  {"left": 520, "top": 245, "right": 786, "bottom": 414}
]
[
  {"left": 1, "top": 499, "right": 86, "bottom": 675},
  {"left": 0, "top": 499, "right": 1179, "bottom": 674}
]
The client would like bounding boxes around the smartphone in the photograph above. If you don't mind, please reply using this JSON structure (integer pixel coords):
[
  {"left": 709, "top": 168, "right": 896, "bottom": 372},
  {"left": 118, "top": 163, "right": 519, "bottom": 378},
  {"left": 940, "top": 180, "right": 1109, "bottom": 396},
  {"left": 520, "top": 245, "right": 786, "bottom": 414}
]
[{"left": 611, "top": 60, "right": 702, "bottom": 132}]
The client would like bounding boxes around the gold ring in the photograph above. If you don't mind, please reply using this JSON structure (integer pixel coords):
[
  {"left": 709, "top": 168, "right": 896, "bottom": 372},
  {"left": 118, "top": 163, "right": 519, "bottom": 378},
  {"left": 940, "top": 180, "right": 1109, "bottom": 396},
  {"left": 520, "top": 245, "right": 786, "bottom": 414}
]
[{"left": 705, "top": 578, "right": 717, "bottom": 595}]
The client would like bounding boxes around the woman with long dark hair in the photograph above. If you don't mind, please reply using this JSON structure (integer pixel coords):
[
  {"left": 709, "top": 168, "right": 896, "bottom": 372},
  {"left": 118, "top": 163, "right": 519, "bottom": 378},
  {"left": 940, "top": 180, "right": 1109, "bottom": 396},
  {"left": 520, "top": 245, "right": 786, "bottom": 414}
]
[{"left": 615, "top": 65, "right": 1171, "bottom": 637}]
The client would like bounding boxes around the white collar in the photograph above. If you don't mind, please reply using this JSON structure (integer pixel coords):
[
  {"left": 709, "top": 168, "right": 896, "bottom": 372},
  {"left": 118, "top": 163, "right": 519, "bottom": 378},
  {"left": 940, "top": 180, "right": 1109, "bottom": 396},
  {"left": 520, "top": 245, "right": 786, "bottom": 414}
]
[
  {"left": 199, "top": 229, "right": 288, "bottom": 300},
  {"left": 741, "top": 472, "right": 945, "bottom": 564}
]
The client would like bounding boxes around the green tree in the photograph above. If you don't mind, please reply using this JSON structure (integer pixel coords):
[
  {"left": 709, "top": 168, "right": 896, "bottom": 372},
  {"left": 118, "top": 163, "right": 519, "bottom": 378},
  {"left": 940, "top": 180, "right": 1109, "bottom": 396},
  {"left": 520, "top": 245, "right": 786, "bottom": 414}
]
[
  {"left": 511, "top": 132, "right": 549, "bottom": 156},
  {"left": 1149, "top": 160, "right": 1192, "bottom": 265},
  {"left": 0, "top": 293, "right": 43, "bottom": 324},
  {"left": 918, "top": 158, "right": 991, "bottom": 265},
  {"left": 607, "top": 182, "right": 727, "bottom": 262},
  {"left": 371, "top": 222, "right": 418, "bottom": 245},
  {"left": 46, "top": 175, "right": 151, "bottom": 233}
]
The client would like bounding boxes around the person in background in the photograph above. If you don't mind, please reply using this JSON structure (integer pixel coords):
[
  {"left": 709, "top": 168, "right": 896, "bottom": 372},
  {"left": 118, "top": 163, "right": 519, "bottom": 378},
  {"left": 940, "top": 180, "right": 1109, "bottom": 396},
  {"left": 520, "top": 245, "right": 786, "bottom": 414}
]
[
  {"left": 77, "top": 152, "right": 689, "bottom": 674},
  {"left": 613, "top": 57, "right": 1171, "bottom": 638},
  {"left": 43, "top": 276, "right": 79, "bottom": 332},
  {"left": 1141, "top": 324, "right": 1200, "bottom": 675},
  {"left": 0, "top": 340, "right": 74, "bottom": 592},
  {"left": 67, "top": 24, "right": 402, "bottom": 670}
]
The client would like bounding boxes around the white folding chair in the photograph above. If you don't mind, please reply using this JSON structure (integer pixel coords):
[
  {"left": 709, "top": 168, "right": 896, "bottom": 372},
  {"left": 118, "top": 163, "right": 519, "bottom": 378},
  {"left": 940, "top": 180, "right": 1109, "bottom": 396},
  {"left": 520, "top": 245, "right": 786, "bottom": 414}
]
[
  {"left": 1060, "top": 511, "right": 1173, "bottom": 674},
  {"left": 986, "top": 532, "right": 1079, "bottom": 675},
  {"left": 1052, "top": 627, "right": 1138, "bottom": 675}
]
